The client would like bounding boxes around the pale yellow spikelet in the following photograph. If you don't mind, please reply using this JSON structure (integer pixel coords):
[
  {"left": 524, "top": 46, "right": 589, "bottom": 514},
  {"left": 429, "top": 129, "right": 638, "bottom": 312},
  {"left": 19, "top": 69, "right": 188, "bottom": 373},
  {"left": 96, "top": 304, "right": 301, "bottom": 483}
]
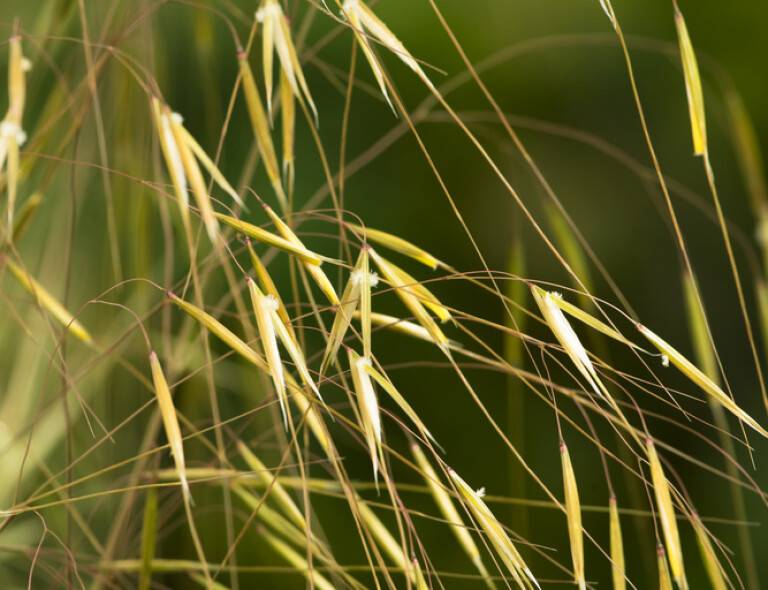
[
  {"left": 320, "top": 248, "right": 366, "bottom": 374},
  {"left": 598, "top": 0, "right": 617, "bottom": 29},
  {"left": 342, "top": 1, "right": 392, "bottom": 111},
  {"left": 691, "top": 513, "right": 727, "bottom": 590},
  {"left": 168, "top": 292, "right": 266, "bottom": 370},
  {"left": 215, "top": 212, "right": 324, "bottom": 264},
  {"left": 449, "top": 469, "right": 540, "bottom": 589},
  {"left": 168, "top": 112, "right": 219, "bottom": 242},
  {"left": 263, "top": 203, "right": 339, "bottom": 304},
  {"left": 342, "top": 0, "right": 434, "bottom": 112},
  {"left": 386, "top": 258, "right": 451, "bottom": 323},
  {"left": 658, "top": 544, "right": 674, "bottom": 590},
  {"left": 637, "top": 323, "right": 768, "bottom": 437},
  {"left": 410, "top": 444, "right": 496, "bottom": 589},
  {"left": 370, "top": 248, "right": 449, "bottom": 350},
  {"left": 366, "top": 311, "right": 460, "bottom": 347},
  {"left": 247, "top": 278, "right": 288, "bottom": 426},
  {"left": 238, "top": 52, "right": 287, "bottom": 209},
  {"left": 151, "top": 99, "right": 191, "bottom": 232},
  {"left": 279, "top": 69, "right": 295, "bottom": 191},
  {"left": 257, "top": 0, "right": 317, "bottom": 121},
  {"left": 236, "top": 441, "right": 305, "bottom": 529},
  {"left": 262, "top": 531, "right": 336, "bottom": 590},
  {"left": 609, "top": 496, "right": 626, "bottom": 590},
  {"left": 348, "top": 348, "right": 383, "bottom": 483},
  {"left": 177, "top": 124, "right": 244, "bottom": 208},
  {"left": 535, "top": 285, "right": 637, "bottom": 349},
  {"left": 646, "top": 438, "right": 687, "bottom": 590},
  {"left": 247, "top": 240, "right": 295, "bottom": 340},
  {"left": 4, "top": 129, "right": 20, "bottom": 229},
  {"left": 268, "top": 292, "right": 322, "bottom": 401},
  {"left": 365, "top": 362, "right": 436, "bottom": 446},
  {"left": 346, "top": 223, "right": 442, "bottom": 270},
  {"left": 560, "top": 442, "right": 585, "bottom": 590},
  {"left": 531, "top": 286, "right": 606, "bottom": 398},
  {"left": 6, "top": 35, "right": 28, "bottom": 123},
  {"left": 358, "top": 246, "right": 374, "bottom": 358},
  {"left": 5, "top": 259, "right": 92, "bottom": 343},
  {"left": 413, "top": 558, "right": 429, "bottom": 590},
  {"left": 2, "top": 35, "right": 29, "bottom": 228},
  {"left": 258, "top": 0, "right": 275, "bottom": 115},
  {"left": 674, "top": 1, "right": 707, "bottom": 156},
  {"left": 149, "top": 351, "right": 191, "bottom": 504}
]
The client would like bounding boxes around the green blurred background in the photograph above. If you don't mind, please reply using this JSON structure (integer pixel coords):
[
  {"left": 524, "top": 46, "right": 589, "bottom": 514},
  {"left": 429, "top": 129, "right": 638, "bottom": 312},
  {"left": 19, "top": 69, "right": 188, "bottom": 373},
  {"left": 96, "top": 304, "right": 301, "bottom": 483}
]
[{"left": 1, "top": 0, "right": 767, "bottom": 588}]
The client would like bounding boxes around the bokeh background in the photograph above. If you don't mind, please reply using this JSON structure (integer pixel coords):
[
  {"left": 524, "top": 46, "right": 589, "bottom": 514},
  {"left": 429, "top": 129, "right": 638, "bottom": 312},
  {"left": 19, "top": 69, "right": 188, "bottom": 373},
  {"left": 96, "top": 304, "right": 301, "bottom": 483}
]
[{"left": 1, "top": 0, "right": 767, "bottom": 588}]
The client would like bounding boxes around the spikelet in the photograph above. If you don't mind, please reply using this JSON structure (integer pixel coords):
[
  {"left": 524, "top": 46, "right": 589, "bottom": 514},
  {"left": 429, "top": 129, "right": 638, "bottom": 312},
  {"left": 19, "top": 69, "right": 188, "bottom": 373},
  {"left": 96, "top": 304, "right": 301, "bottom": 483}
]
[
  {"left": 531, "top": 286, "right": 606, "bottom": 398},
  {"left": 345, "top": 223, "right": 442, "bottom": 269},
  {"left": 449, "top": 469, "right": 540, "bottom": 589},
  {"left": 2, "top": 35, "right": 30, "bottom": 227},
  {"left": 236, "top": 441, "right": 305, "bottom": 529},
  {"left": 385, "top": 258, "right": 451, "bottom": 323},
  {"left": 609, "top": 496, "right": 626, "bottom": 590},
  {"left": 238, "top": 52, "right": 287, "bottom": 210},
  {"left": 348, "top": 349, "right": 384, "bottom": 483},
  {"left": 151, "top": 99, "right": 191, "bottom": 232},
  {"left": 320, "top": 248, "right": 368, "bottom": 373},
  {"left": 657, "top": 544, "right": 674, "bottom": 590},
  {"left": 535, "top": 285, "right": 637, "bottom": 349},
  {"left": 266, "top": 287, "right": 322, "bottom": 401},
  {"left": 177, "top": 124, "right": 244, "bottom": 208},
  {"left": 410, "top": 444, "right": 496, "bottom": 589},
  {"left": 690, "top": 513, "right": 727, "bottom": 590},
  {"left": 262, "top": 531, "right": 336, "bottom": 590},
  {"left": 674, "top": 2, "right": 707, "bottom": 156},
  {"left": 247, "top": 278, "right": 288, "bottom": 427},
  {"left": 365, "top": 362, "right": 436, "bottom": 446},
  {"left": 263, "top": 203, "right": 339, "bottom": 304},
  {"left": 246, "top": 239, "right": 295, "bottom": 340},
  {"left": 168, "top": 292, "right": 266, "bottom": 370},
  {"left": 168, "top": 112, "right": 219, "bottom": 242},
  {"left": 637, "top": 323, "right": 768, "bottom": 437},
  {"left": 370, "top": 248, "right": 449, "bottom": 350},
  {"left": 256, "top": 0, "right": 317, "bottom": 121},
  {"left": 358, "top": 247, "right": 375, "bottom": 357},
  {"left": 366, "top": 311, "right": 460, "bottom": 347},
  {"left": 149, "top": 351, "right": 191, "bottom": 504},
  {"left": 215, "top": 212, "right": 324, "bottom": 264},
  {"left": 560, "top": 442, "right": 585, "bottom": 590},
  {"left": 5, "top": 259, "right": 92, "bottom": 343},
  {"left": 341, "top": 0, "right": 434, "bottom": 112},
  {"left": 279, "top": 69, "right": 295, "bottom": 192},
  {"left": 646, "top": 438, "right": 687, "bottom": 590},
  {"left": 598, "top": 0, "right": 617, "bottom": 29}
]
